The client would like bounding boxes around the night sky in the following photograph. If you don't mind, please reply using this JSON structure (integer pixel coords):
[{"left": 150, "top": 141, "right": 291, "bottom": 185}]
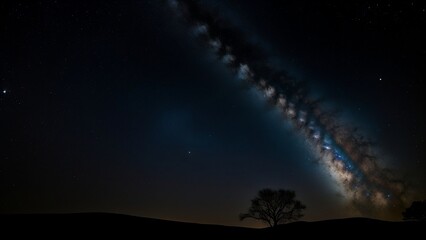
[{"left": 1, "top": 0, "right": 425, "bottom": 227}]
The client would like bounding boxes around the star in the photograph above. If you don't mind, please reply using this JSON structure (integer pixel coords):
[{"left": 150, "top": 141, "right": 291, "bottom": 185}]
[
  {"left": 2, "top": 90, "right": 6, "bottom": 94},
  {"left": 379, "top": 78, "right": 382, "bottom": 81},
  {"left": 188, "top": 151, "right": 191, "bottom": 154}
]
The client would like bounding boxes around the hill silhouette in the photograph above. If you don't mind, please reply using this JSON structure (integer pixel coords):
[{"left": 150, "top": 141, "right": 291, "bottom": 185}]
[{"left": 0, "top": 213, "right": 424, "bottom": 238}]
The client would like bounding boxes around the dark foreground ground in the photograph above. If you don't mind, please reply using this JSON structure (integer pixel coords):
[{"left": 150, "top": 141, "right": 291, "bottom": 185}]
[{"left": 0, "top": 213, "right": 424, "bottom": 238}]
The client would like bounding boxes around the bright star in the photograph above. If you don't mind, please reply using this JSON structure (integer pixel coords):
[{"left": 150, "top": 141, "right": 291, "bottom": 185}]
[
  {"left": 379, "top": 78, "right": 382, "bottom": 81},
  {"left": 2, "top": 90, "right": 6, "bottom": 94}
]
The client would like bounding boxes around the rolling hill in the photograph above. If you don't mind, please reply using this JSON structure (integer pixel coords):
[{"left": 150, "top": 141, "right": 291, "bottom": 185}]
[{"left": 0, "top": 213, "right": 423, "bottom": 238}]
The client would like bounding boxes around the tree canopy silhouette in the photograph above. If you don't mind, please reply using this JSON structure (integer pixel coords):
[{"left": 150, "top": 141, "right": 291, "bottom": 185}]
[
  {"left": 402, "top": 200, "right": 426, "bottom": 221},
  {"left": 239, "top": 188, "right": 306, "bottom": 227}
]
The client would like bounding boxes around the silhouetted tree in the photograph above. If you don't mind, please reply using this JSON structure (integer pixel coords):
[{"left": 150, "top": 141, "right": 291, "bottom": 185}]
[
  {"left": 402, "top": 200, "right": 426, "bottom": 221},
  {"left": 239, "top": 188, "right": 306, "bottom": 227}
]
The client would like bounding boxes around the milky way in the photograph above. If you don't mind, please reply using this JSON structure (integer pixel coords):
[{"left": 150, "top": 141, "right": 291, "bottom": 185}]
[{"left": 168, "top": 0, "right": 406, "bottom": 214}]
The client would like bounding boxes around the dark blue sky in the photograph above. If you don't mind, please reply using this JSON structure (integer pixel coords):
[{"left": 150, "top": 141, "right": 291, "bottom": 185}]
[{"left": 1, "top": 0, "right": 425, "bottom": 226}]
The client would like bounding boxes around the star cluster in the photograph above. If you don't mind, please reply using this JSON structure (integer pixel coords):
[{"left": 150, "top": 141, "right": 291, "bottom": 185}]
[{"left": 169, "top": 0, "right": 408, "bottom": 213}]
